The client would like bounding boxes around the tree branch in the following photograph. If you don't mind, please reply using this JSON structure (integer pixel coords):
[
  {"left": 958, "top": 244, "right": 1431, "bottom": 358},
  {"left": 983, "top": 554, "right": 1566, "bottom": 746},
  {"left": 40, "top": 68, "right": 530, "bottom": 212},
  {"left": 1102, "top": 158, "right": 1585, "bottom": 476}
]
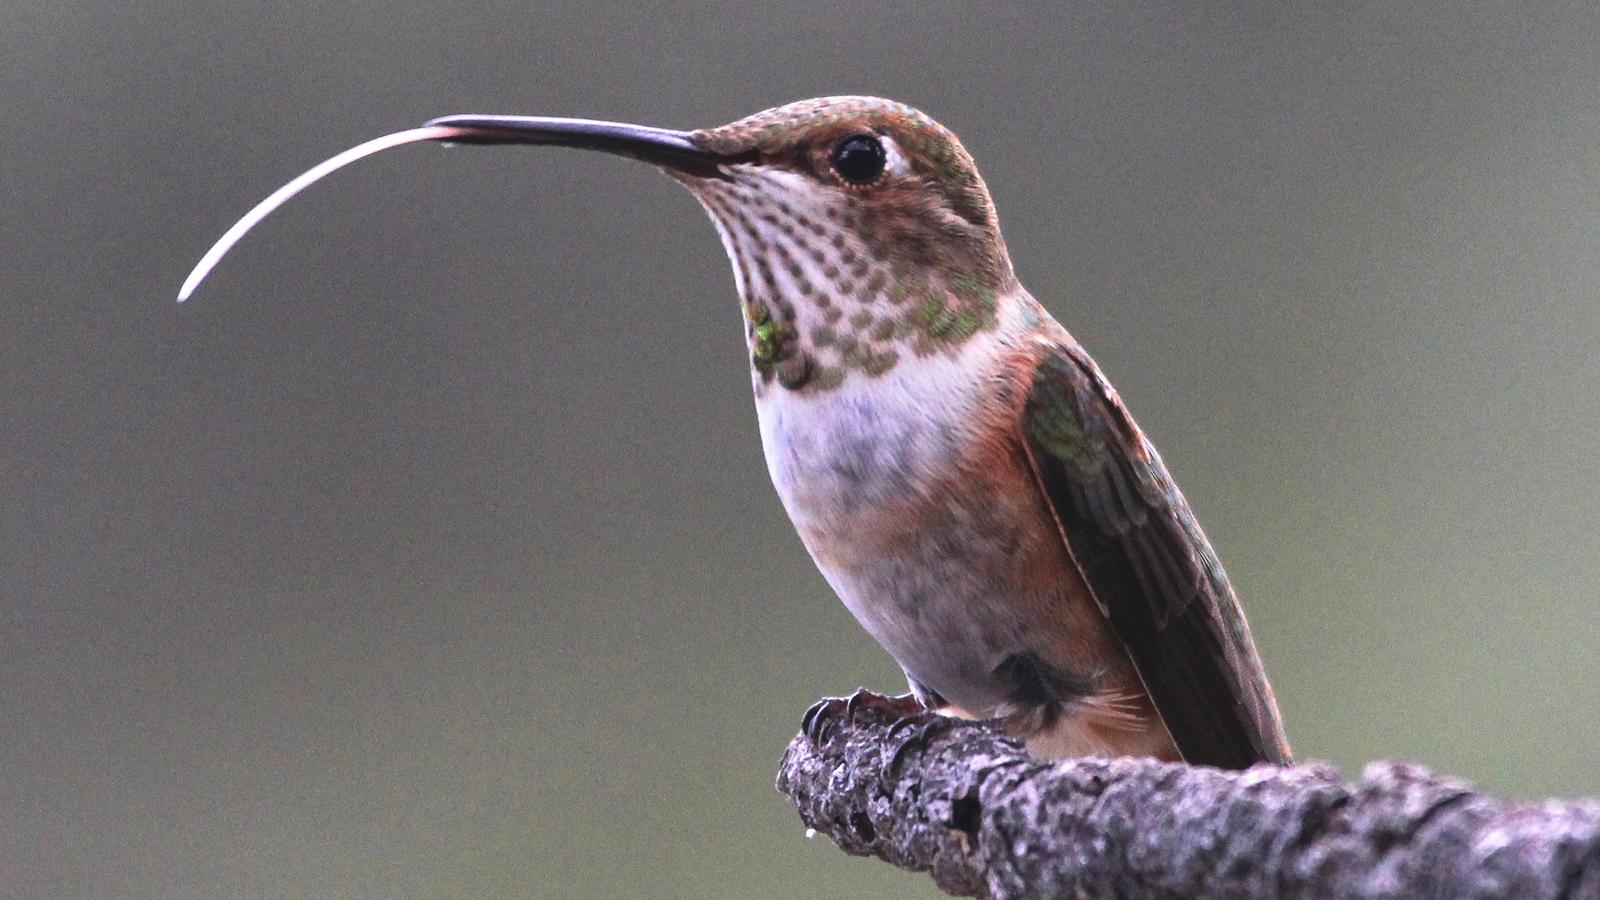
[{"left": 775, "top": 691, "right": 1600, "bottom": 899}]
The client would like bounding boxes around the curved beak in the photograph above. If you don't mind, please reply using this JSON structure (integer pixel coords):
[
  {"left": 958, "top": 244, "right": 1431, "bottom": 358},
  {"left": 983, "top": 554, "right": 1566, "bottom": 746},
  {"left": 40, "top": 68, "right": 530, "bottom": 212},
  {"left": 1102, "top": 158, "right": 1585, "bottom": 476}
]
[
  {"left": 422, "top": 115, "right": 725, "bottom": 178},
  {"left": 177, "top": 114, "right": 735, "bottom": 302}
]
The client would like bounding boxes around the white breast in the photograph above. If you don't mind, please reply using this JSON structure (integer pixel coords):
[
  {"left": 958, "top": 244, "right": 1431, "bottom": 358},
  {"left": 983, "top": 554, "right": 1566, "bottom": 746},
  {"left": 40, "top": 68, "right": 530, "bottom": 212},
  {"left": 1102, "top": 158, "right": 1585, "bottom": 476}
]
[
  {"left": 755, "top": 336, "right": 1001, "bottom": 527},
  {"left": 753, "top": 332, "right": 1034, "bottom": 711}
]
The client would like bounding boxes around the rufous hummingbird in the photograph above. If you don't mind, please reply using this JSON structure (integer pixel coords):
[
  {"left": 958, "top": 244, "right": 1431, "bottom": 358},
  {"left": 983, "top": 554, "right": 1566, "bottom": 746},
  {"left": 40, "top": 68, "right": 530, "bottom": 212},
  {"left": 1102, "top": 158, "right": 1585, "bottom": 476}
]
[{"left": 181, "top": 97, "right": 1291, "bottom": 769}]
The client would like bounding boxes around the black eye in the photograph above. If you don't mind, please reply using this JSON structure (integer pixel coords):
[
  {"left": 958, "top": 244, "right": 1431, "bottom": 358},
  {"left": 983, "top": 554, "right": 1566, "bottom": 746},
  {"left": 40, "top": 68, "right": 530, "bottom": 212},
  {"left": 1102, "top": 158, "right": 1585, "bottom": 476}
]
[{"left": 829, "top": 133, "right": 886, "bottom": 185}]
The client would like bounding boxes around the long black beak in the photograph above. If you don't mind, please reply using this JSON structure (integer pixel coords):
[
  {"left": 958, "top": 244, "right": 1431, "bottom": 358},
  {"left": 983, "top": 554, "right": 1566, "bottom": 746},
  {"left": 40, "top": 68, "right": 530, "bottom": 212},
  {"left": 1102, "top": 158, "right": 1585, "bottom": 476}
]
[
  {"left": 423, "top": 115, "right": 724, "bottom": 178},
  {"left": 178, "top": 114, "right": 734, "bottom": 302}
]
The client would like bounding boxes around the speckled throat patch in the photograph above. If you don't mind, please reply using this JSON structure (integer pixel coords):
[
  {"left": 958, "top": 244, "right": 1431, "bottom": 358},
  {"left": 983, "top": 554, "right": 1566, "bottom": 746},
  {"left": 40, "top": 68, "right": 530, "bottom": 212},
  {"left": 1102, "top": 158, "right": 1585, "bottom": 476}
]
[{"left": 692, "top": 166, "right": 1008, "bottom": 395}]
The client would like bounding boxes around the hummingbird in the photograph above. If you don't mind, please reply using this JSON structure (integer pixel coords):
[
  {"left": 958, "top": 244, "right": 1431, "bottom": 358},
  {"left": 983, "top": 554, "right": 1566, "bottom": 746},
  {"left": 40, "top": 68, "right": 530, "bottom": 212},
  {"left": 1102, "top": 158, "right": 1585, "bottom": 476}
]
[{"left": 181, "top": 96, "right": 1291, "bottom": 769}]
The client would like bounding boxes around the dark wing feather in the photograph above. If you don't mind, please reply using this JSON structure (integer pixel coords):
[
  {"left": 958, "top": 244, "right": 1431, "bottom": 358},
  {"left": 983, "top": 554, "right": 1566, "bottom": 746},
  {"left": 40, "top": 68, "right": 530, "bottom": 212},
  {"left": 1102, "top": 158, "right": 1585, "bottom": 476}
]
[{"left": 1021, "top": 339, "right": 1291, "bottom": 768}]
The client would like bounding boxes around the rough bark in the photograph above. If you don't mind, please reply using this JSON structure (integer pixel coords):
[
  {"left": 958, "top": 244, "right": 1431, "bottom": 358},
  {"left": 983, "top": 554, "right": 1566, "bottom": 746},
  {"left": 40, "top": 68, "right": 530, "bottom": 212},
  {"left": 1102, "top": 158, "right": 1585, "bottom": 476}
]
[{"left": 776, "top": 691, "right": 1600, "bottom": 899}]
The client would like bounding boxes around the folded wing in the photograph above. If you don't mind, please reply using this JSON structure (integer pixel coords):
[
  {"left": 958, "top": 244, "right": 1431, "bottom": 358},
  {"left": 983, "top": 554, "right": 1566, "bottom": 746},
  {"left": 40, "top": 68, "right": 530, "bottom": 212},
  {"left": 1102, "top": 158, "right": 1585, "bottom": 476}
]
[{"left": 1020, "top": 340, "right": 1291, "bottom": 769}]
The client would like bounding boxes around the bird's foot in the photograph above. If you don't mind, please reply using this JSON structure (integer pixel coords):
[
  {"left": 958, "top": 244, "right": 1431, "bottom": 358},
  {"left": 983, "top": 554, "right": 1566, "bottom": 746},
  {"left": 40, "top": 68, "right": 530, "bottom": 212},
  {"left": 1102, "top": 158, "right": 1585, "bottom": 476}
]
[
  {"left": 882, "top": 714, "right": 964, "bottom": 777},
  {"left": 800, "top": 689, "right": 926, "bottom": 746}
]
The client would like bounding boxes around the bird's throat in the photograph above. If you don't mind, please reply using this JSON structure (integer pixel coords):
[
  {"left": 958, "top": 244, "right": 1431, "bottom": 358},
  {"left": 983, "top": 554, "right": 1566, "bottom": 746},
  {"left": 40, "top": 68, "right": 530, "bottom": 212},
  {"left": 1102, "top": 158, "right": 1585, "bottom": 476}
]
[{"left": 687, "top": 167, "right": 1014, "bottom": 397}]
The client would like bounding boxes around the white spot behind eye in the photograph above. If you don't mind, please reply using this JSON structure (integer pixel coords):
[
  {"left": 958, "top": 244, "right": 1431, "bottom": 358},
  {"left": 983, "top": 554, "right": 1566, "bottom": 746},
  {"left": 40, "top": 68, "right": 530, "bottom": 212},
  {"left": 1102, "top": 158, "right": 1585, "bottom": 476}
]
[{"left": 879, "top": 135, "right": 911, "bottom": 179}]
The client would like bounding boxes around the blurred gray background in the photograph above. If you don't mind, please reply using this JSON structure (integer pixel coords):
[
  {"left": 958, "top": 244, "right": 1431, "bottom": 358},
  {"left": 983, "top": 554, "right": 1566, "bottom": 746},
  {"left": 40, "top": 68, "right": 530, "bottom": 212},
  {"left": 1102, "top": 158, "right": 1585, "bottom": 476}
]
[{"left": 6, "top": 3, "right": 1600, "bottom": 897}]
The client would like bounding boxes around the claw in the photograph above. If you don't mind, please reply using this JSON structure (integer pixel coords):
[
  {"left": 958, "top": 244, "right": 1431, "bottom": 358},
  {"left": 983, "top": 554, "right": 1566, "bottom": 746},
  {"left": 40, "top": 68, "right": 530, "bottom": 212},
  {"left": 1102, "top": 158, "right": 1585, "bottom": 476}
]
[
  {"left": 842, "top": 687, "right": 873, "bottom": 726},
  {"left": 800, "top": 690, "right": 928, "bottom": 749},
  {"left": 883, "top": 713, "right": 926, "bottom": 745},
  {"left": 801, "top": 697, "right": 838, "bottom": 745},
  {"left": 884, "top": 716, "right": 960, "bottom": 777}
]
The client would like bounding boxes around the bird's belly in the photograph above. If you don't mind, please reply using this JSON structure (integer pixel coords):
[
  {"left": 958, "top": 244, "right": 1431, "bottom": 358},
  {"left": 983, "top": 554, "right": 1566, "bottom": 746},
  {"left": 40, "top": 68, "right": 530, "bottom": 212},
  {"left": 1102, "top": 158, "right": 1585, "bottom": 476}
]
[
  {"left": 755, "top": 365, "right": 1111, "bottom": 716},
  {"left": 802, "top": 490, "right": 1062, "bottom": 716}
]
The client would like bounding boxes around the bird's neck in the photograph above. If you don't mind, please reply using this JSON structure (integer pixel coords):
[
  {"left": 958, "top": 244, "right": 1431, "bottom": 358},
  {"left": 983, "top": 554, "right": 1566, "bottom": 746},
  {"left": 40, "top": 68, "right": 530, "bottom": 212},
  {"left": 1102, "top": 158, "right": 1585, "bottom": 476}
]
[
  {"left": 687, "top": 171, "right": 1028, "bottom": 397},
  {"left": 745, "top": 273, "right": 1043, "bottom": 395},
  {"left": 715, "top": 245, "right": 1030, "bottom": 396}
]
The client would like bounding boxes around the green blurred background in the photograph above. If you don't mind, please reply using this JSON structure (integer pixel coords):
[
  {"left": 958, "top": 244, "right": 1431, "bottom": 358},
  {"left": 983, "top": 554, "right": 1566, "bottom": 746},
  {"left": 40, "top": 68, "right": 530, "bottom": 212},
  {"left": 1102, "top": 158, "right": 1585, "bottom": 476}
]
[{"left": 6, "top": 3, "right": 1599, "bottom": 897}]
